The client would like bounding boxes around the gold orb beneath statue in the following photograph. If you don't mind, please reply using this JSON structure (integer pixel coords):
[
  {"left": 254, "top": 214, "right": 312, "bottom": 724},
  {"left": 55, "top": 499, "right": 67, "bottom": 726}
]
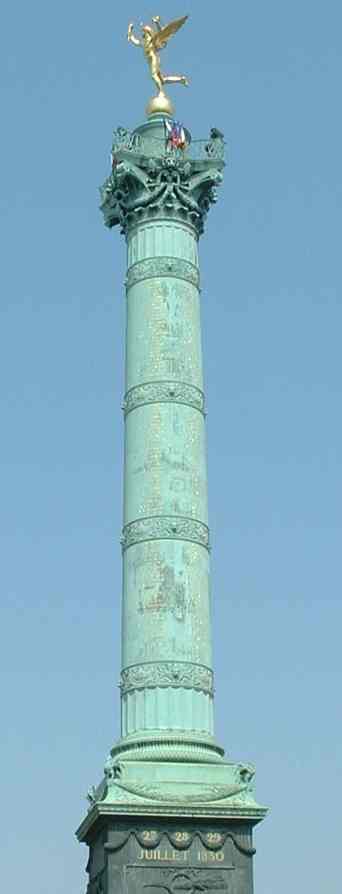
[{"left": 146, "top": 91, "right": 175, "bottom": 117}]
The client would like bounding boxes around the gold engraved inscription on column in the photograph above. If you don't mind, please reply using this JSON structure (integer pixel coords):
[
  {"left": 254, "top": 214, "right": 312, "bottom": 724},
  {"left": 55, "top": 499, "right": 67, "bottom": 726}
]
[{"left": 139, "top": 281, "right": 202, "bottom": 386}]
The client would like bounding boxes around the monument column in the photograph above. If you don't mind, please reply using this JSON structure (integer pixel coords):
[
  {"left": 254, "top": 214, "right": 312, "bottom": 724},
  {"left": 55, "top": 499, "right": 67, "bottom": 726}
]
[
  {"left": 118, "top": 116, "right": 216, "bottom": 756},
  {"left": 77, "top": 15, "right": 267, "bottom": 894}
]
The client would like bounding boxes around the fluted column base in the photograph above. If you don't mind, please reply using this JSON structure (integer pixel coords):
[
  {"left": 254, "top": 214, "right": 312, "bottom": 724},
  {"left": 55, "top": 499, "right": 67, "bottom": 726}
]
[{"left": 121, "top": 686, "right": 214, "bottom": 738}]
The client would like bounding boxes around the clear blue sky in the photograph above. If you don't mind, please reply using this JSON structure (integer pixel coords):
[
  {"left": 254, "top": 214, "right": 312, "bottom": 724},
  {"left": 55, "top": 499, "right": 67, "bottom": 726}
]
[{"left": 1, "top": 2, "right": 341, "bottom": 892}]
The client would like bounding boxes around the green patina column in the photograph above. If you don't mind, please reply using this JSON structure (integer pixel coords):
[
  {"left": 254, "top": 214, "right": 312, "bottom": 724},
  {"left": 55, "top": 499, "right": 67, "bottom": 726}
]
[
  {"left": 77, "top": 24, "right": 267, "bottom": 894},
  {"left": 118, "top": 117, "right": 217, "bottom": 761}
]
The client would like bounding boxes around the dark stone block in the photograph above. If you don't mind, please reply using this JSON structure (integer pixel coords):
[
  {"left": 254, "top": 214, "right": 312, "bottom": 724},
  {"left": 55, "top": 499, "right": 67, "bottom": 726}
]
[{"left": 85, "top": 817, "right": 255, "bottom": 894}]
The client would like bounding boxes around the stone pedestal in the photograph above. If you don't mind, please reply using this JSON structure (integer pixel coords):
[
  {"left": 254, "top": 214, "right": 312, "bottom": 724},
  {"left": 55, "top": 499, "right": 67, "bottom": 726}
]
[
  {"left": 78, "top": 749, "right": 265, "bottom": 891},
  {"left": 83, "top": 816, "right": 259, "bottom": 894}
]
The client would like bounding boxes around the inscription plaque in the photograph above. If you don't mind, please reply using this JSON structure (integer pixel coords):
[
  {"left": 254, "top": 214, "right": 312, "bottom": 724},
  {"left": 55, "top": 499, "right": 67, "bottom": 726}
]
[{"left": 138, "top": 848, "right": 226, "bottom": 864}]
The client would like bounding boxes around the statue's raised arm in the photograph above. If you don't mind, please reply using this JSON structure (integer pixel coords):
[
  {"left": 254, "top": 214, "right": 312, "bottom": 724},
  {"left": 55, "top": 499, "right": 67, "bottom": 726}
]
[
  {"left": 127, "top": 15, "right": 189, "bottom": 116},
  {"left": 127, "top": 23, "right": 141, "bottom": 48}
]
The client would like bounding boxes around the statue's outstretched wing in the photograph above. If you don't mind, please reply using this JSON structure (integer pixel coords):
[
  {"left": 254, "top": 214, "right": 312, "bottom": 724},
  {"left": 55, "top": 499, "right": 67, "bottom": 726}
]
[{"left": 152, "top": 15, "right": 188, "bottom": 51}]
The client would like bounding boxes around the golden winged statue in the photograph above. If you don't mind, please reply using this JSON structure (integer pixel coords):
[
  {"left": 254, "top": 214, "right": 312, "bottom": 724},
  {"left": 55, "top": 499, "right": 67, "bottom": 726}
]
[{"left": 127, "top": 15, "right": 189, "bottom": 114}]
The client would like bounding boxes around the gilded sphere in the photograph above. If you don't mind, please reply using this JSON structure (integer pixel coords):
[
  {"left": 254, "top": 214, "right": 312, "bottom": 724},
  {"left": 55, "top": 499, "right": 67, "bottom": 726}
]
[{"left": 146, "top": 92, "right": 175, "bottom": 117}]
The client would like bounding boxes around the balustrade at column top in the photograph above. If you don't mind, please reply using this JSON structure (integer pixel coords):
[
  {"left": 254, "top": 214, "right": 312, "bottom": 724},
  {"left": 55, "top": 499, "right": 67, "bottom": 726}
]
[{"left": 111, "top": 126, "right": 226, "bottom": 163}]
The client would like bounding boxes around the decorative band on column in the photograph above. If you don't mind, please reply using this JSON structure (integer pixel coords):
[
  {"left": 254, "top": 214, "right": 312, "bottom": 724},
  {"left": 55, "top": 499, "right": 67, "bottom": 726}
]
[
  {"left": 120, "top": 662, "right": 214, "bottom": 697},
  {"left": 121, "top": 515, "right": 210, "bottom": 551},
  {"left": 126, "top": 257, "right": 200, "bottom": 289},
  {"left": 123, "top": 380, "right": 205, "bottom": 416}
]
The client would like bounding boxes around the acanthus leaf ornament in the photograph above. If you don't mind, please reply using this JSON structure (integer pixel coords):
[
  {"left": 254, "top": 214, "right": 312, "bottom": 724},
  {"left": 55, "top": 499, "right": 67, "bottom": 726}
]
[{"left": 100, "top": 137, "right": 224, "bottom": 235}]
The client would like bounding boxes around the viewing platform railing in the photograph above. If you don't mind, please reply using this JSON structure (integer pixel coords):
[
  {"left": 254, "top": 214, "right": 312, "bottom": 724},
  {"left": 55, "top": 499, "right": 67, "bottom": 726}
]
[{"left": 111, "top": 129, "right": 226, "bottom": 163}]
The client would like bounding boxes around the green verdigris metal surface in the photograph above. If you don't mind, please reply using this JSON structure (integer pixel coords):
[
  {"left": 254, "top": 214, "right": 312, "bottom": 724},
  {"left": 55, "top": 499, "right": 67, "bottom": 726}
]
[
  {"left": 76, "top": 115, "right": 266, "bottom": 875},
  {"left": 102, "top": 115, "right": 225, "bottom": 762}
]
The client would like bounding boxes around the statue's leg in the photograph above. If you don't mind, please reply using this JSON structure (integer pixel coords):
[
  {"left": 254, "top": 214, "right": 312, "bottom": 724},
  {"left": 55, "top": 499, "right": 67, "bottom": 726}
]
[
  {"left": 163, "top": 74, "right": 189, "bottom": 87},
  {"left": 150, "top": 57, "right": 164, "bottom": 92}
]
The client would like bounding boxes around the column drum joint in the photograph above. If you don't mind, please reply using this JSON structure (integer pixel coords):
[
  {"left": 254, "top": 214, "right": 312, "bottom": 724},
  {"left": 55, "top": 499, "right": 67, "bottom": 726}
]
[
  {"left": 126, "top": 257, "right": 200, "bottom": 289},
  {"left": 123, "top": 380, "right": 206, "bottom": 416},
  {"left": 120, "top": 662, "right": 214, "bottom": 697},
  {"left": 121, "top": 515, "right": 210, "bottom": 551}
]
